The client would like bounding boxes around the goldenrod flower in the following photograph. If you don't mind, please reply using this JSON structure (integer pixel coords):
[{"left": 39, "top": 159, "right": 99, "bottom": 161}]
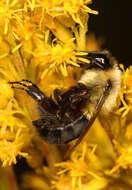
[{"left": 0, "top": 0, "right": 131, "bottom": 190}]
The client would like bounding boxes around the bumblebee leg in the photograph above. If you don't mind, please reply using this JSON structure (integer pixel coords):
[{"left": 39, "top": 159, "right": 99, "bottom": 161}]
[
  {"left": 64, "top": 80, "right": 112, "bottom": 159},
  {"left": 9, "top": 80, "right": 46, "bottom": 101},
  {"left": 54, "top": 89, "right": 63, "bottom": 105},
  {"left": 33, "top": 83, "right": 91, "bottom": 144},
  {"left": 9, "top": 80, "right": 58, "bottom": 115},
  {"left": 54, "top": 83, "right": 89, "bottom": 107},
  {"left": 21, "top": 79, "right": 33, "bottom": 83}
]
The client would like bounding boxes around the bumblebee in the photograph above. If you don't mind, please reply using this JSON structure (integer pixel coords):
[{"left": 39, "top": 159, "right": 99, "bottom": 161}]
[{"left": 9, "top": 50, "right": 121, "bottom": 151}]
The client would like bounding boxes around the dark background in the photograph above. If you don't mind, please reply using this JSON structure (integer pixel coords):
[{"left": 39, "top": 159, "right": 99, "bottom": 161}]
[{"left": 89, "top": 0, "right": 132, "bottom": 67}]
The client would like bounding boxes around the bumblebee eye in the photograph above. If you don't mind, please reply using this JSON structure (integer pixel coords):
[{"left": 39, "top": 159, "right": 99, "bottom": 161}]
[
  {"left": 94, "top": 55, "right": 110, "bottom": 69},
  {"left": 95, "top": 57, "right": 105, "bottom": 64},
  {"left": 93, "top": 57, "right": 105, "bottom": 69}
]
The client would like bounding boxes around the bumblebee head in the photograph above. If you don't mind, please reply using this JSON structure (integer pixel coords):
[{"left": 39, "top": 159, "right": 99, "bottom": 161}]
[{"left": 77, "top": 50, "right": 120, "bottom": 71}]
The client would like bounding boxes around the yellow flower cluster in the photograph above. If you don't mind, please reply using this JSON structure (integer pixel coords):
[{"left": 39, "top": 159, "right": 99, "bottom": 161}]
[
  {"left": 0, "top": 0, "right": 132, "bottom": 190},
  {"left": 0, "top": 0, "right": 97, "bottom": 167}
]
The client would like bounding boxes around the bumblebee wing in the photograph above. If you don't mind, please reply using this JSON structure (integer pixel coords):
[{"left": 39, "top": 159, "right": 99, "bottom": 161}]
[{"left": 64, "top": 80, "right": 112, "bottom": 159}]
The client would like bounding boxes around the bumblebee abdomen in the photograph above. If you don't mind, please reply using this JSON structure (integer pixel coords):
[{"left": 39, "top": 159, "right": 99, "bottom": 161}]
[{"left": 32, "top": 115, "right": 89, "bottom": 144}]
